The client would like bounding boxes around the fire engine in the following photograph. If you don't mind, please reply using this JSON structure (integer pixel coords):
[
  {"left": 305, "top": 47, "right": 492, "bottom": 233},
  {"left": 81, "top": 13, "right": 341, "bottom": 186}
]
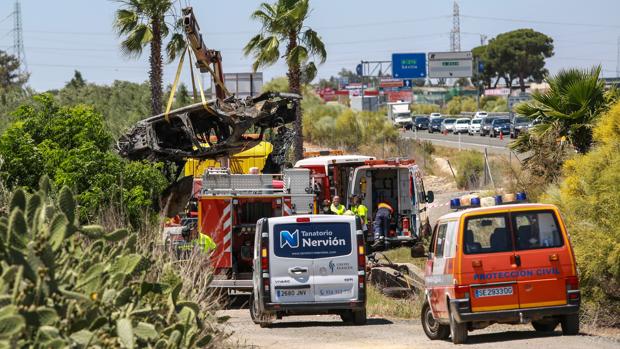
[{"left": 197, "top": 168, "right": 315, "bottom": 291}]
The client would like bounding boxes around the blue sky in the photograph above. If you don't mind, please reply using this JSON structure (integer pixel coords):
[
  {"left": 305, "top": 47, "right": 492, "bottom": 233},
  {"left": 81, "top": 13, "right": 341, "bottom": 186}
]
[{"left": 1, "top": 0, "right": 619, "bottom": 91}]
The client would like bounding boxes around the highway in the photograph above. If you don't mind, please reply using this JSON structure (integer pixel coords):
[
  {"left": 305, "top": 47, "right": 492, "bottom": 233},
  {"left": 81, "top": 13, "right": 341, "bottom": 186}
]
[{"left": 400, "top": 129, "right": 513, "bottom": 154}]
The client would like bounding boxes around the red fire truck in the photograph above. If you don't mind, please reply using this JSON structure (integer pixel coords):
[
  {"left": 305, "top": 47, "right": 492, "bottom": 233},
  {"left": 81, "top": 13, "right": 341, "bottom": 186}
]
[{"left": 197, "top": 168, "right": 314, "bottom": 291}]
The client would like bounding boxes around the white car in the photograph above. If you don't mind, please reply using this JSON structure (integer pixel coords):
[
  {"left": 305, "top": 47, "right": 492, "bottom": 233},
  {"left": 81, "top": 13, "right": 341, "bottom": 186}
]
[
  {"left": 473, "top": 111, "right": 488, "bottom": 119},
  {"left": 251, "top": 215, "right": 367, "bottom": 327},
  {"left": 453, "top": 118, "right": 471, "bottom": 134},
  {"left": 468, "top": 118, "right": 482, "bottom": 135},
  {"left": 430, "top": 112, "right": 442, "bottom": 119}
]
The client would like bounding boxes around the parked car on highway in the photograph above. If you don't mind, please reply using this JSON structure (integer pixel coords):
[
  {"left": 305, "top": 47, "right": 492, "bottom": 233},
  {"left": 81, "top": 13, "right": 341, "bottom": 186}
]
[
  {"left": 510, "top": 116, "right": 530, "bottom": 138},
  {"left": 468, "top": 118, "right": 482, "bottom": 135},
  {"left": 479, "top": 117, "right": 496, "bottom": 136},
  {"left": 490, "top": 118, "right": 511, "bottom": 138},
  {"left": 428, "top": 118, "right": 443, "bottom": 133},
  {"left": 440, "top": 118, "right": 457, "bottom": 133},
  {"left": 473, "top": 111, "right": 488, "bottom": 119},
  {"left": 429, "top": 112, "right": 442, "bottom": 119},
  {"left": 393, "top": 115, "right": 413, "bottom": 130},
  {"left": 251, "top": 215, "right": 367, "bottom": 327},
  {"left": 415, "top": 196, "right": 581, "bottom": 344},
  {"left": 453, "top": 118, "right": 470, "bottom": 134},
  {"left": 414, "top": 116, "right": 430, "bottom": 130}
]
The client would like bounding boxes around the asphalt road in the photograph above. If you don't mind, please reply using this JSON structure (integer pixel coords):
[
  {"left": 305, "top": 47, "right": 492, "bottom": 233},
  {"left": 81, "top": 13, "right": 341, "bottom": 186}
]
[
  {"left": 401, "top": 129, "right": 513, "bottom": 154},
  {"left": 223, "top": 309, "right": 619, "bottom": 349}
]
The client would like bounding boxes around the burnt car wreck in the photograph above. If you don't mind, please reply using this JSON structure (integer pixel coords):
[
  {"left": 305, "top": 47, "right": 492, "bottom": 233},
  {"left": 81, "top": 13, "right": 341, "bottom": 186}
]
[{"left": 117, "top": 92, "right": 300, "bottom": 162}]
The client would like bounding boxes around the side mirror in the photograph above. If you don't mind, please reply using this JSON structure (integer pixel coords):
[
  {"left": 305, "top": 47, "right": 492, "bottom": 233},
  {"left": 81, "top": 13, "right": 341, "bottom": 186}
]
[
  {"left": 426, "top": 190, "right": 435, "bottom": 204},
  {"left": 410, "top": 243, "right": 426, "bottom": 258}
]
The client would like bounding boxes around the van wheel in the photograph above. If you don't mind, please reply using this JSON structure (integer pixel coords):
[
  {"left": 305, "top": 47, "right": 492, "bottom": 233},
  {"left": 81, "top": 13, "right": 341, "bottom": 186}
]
[
  {"left": 340, "top": 311, "right": 353, "bottom": 323},
  {"left": 561, "top": 314, "right": 579, "bottom": 335},
  {"left": 352, "top": 308, "right": 367, "bottom": 325},
  {"left": 421, "top": 301, "right": 449, "bottom": 340},
  {"left": 250, "top": 295, "right": 272, "bottom": 328},
  {"left": 532, "top": 319, "right": 559, "bottom": 332},
  {"left": 449, "top": 308, "right": 468, "bottom": 344}
]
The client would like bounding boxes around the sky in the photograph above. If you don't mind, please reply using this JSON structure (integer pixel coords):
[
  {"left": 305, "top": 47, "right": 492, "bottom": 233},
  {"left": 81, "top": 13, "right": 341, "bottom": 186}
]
[{"left": 1, "top": 0, "right": 619, "bottom": 92}]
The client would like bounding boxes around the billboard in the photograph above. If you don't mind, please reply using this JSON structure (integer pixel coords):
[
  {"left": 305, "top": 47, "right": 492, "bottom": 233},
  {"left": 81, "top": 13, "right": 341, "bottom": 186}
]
[
  {"left": 428, "top": 51, "right": 473, "bottom": 78},
  {"left": 220, "top": 72, "right": 263, "bottom": 98},
  {"left": 392, "top": 53, "right": 426, "bottom": 79}
]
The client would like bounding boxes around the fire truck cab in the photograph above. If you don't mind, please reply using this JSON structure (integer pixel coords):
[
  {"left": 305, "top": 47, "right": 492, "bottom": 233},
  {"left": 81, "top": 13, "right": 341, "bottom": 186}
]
[
  {"left": 198, "top": 168, "right": 315, "bottom": 291},
  {"left": 349, "top": 159, "right": 434, "bottom": 247}
]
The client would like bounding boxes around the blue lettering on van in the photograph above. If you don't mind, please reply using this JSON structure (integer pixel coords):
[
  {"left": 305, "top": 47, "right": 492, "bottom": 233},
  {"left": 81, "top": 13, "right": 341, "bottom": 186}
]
[
  {"left": 274, "top": 222, "right": 352, "bottom": 259},
  {"left": 472, "top": 268, "right": 561, "bottom": 281}
]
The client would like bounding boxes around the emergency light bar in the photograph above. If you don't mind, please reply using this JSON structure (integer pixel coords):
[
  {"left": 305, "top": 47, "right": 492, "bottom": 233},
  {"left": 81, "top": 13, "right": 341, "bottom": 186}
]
[{"left": 450, "top": 192, "right": 527, "bottom": 210}]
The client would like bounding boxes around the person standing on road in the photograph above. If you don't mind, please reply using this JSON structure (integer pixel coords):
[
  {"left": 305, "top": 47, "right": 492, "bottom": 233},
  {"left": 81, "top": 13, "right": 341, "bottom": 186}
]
[
  {"left": 372, "top": 202, "right": 394, "bottom": 248},
  {"left": 330, "top": 195, "right": 345, "bottom": 215}
]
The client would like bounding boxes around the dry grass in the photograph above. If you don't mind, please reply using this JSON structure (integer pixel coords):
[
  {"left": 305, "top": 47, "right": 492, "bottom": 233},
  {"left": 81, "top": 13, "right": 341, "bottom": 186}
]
[{"left": 367, "top": 284, "right": 423, "bottom": 319}]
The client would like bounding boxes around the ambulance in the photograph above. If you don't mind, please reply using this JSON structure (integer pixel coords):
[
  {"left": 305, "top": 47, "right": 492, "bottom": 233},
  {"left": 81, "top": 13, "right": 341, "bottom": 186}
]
[{"left": 415, "top": 194, "right": 580, "bottom": 344}]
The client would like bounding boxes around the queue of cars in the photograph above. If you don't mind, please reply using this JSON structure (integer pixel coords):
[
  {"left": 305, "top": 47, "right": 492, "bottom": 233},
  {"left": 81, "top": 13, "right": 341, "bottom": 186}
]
[{"left": 416, "top": 111, "right": 538, "bottom": 138}]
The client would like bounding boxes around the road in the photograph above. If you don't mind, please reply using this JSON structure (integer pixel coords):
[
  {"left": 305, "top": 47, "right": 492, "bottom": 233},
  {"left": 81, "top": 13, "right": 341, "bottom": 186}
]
[
  {"left": 401, "top": 129, "right": 513, "bottom": 154},
  {"left": 223, "top": 309, "right": 619, "bottom": 349}
]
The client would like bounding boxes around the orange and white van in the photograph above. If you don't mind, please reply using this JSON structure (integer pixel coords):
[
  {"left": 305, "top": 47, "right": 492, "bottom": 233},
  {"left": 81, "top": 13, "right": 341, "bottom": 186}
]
[{"left": 416, "top": 200, "right": 580, "bottom": 344}]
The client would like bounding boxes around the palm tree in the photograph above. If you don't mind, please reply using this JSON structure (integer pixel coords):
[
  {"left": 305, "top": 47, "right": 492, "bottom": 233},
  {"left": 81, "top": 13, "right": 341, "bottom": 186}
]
[
  {"left": 113, "top": 0, "right": 185, "bottom": 115},
  {"left": 514, "top": 66, "right": 610, "bottom": 154},
  {"left": 244, "top": 0, "right": 327, "bottom": 161}
]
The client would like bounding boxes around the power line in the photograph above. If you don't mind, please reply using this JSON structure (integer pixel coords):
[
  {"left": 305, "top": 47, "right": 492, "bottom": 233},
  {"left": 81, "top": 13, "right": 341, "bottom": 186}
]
[{"left": 461, "top": 14, "right": 620, "bottom": 29}]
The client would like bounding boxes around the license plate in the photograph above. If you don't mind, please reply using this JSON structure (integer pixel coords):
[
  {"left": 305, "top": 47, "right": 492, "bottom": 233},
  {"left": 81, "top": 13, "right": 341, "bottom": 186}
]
[
  {"left": 474, "top": 286, "right": 513, "bottom": 298},
  {"left": 277, "top": 289, "right": 307, "bottom": 297}
]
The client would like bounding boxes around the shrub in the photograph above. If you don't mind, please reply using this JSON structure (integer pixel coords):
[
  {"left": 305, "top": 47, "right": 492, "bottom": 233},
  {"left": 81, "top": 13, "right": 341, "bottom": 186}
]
[
  {"left": 452, "top": 151, "right": 484, "bottom": 189},
  {"left": 0, "top": 181, "right": 224, "bottom": 347}
]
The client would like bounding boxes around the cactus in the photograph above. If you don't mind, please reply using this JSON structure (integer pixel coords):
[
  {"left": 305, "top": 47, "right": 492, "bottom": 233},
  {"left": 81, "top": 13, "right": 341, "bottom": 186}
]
[{"left": 0, "top": 184, "right": 224, "bottom": 348}]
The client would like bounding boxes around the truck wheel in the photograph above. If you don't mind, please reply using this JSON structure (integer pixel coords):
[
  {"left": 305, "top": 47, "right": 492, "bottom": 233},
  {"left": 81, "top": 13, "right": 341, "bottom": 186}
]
[
  {"left": 532, "top": 319, "right": 559, "bottom": 332},
  {"left": 561, "top": 314, "right": 579, "bottom": 335},
  {"left": 352, "top": 308, "right": 367, "bottom": 325},
  {"left": 421, "top": 301, "right": 449, "bottom": 340},
  {"left": 449, "top": 307, "right": 468, "bottom": 344}
]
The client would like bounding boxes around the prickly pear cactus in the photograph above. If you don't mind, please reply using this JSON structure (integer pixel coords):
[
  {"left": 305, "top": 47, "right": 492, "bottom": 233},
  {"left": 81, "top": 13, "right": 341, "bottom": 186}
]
[{"left": 0, "top": 177, "right": 222, "bottom": 348}]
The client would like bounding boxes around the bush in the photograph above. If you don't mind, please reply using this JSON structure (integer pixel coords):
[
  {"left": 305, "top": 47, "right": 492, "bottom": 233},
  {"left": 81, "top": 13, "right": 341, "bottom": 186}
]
[
  {"left": 0, "top": 182, "right": 224, "bottom": 347},
  {"left": 410, "top": 103, "right": 440, "bottom": 115},
  {"left": 543, "top": 101, "right": 620, "bottom": 325},
  {"left": 0, "top": 94, "right": 168, "bottom": 225},
  {"left": 453, "top": 151, "right": 484, "bottom": 189}
]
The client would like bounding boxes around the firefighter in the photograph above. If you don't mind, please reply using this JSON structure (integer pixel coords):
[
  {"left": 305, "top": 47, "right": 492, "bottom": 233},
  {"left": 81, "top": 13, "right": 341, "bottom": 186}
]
[
  {"left": 330, "top": 195, "right": 345, "bottom": 215},
  {"left": 372, "top": 202, "right": 394, "bottom": 248}
]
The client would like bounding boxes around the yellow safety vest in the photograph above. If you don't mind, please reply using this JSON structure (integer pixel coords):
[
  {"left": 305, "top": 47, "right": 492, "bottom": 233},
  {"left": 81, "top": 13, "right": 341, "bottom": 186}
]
[
  {"left": 330, "top": 203, "right": 345, "bottom": 215},
  {"left": 351, "top": 204, "right": 369, "bottom": 224},
  {"left": 197, "top": 233, "right": 217, "bottom": 252}
]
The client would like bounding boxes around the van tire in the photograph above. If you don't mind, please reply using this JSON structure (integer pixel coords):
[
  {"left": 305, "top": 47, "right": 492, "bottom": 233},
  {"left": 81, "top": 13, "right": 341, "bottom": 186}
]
[
  {"left": 421, "top": 301, "right": 449, "bottom": 340},
  {"left": 561, "top": 314, "right": 579, "bottom": 335},
  {"left": 532, "top": 319, "right": 559, "bottom": 332},
  {"left": 340, "top": 311, "right": 353, "bottom": 323},
  {"left": 250, "top": 295, "right": 272, "bottom": 328},
  {"left": 449, "top": 308, "right": 468, "bottom": 344},
  {"left": 352, "top": 308, "right": 367, "bottom": 325}
]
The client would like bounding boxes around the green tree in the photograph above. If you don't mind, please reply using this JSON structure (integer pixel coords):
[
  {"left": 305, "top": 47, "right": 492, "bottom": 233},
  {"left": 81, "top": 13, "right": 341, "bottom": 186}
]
[
  {"left": 244, "top": 0, "right": 327, "bottom": 161},
  {"left": 514, "top": 66, "right": 610, "bottom": 155},
  {"left": 113, "top": 0, "right": 185, "bottom": 115},
  {"left": 66, "top": 70, "right": 86, "bottom": 89},
  {"left": 486, "top": 29, "right": 554, "bottom": 92},
  {"left": 472, "top": 45, "right": 500, "bottom": 89},
  {"left": 0, "top": 50, "right": 28, "bottom": 90}
]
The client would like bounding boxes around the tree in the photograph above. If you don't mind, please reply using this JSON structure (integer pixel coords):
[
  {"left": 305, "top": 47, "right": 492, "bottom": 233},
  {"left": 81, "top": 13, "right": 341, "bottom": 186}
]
[
  {"left": 487, "top": 29, "right": 554, "bottom": 92},
  {"left": 244, "top": 0, "right": 327, "bottom": 161},
  {"left": 472, "top": 45, "right": 499, "bottom": 89},
  {"left": 113, "top": 0, "right": 185, "bottom": 115},
  {"left": 0, "top": 50, "right": 28, "bottom": 90},
  {"left": 66, "top": 70, "right": 86, "bottom": 89},
  {"left": 514, "top": 66, "right": 611, "bottom": 154}
]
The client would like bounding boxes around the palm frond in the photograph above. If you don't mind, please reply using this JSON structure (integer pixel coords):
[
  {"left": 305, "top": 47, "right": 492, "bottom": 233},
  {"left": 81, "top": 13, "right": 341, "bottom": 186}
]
[
  {"left": 119, "top": 23, "right": 151, "bottom": 58},
  {"left": 165, "top": 33, "right": 186, "bottom": 62},
  {"left": 113, "top": 9, "right": 139, "bottom": 35},
  {"left": 302, "top": 61, "right": 317, "bottom": 83},
  {"left": 302, "top": 28, "right": 326, "bottom": 63},
  {"left": 254, "top": 36, "right": 280, "bottom": 69},
  {"left": 243, "top": 34, "right": 264, "bottom": 56},
  {"left": 286, "top": 46, "right": 308, "bottom": 66}
]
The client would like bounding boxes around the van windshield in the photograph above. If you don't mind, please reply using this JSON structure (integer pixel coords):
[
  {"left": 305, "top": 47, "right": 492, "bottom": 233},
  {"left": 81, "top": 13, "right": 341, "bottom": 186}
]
[{"left": 274, "top": 222, "right": 352, "bottom": 259}]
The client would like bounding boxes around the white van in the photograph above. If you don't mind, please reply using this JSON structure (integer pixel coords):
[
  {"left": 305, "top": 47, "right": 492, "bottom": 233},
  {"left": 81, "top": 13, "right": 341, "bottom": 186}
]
[{"left": 251, "top": 215, "right": 367, "bottom": 327}]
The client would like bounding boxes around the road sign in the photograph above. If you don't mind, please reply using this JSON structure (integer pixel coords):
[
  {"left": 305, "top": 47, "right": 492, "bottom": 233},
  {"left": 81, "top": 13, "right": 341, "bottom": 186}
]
[
  {"left": 222, "top": 72, "right": 263, "bottom": 98},
  {"left": 428, "top": 51, "right": 473, "bottom": 78},
  {"left": 356, "top": 64, "right": 363, "bottom": 76},
  {"left": 380, "top": 79, "right": 404, "bottom": 88},
  {"left": 403, "top": 79, "right": 413, "bottom": 88},
  {"left": 392, "top": 53, "right": 426, "bottom": 79}
]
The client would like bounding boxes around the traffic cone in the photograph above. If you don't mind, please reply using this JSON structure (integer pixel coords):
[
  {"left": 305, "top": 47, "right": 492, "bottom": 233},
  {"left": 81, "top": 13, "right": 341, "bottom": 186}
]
[{"left": 499, "top": 132, "right": 504, "bottom": 140}]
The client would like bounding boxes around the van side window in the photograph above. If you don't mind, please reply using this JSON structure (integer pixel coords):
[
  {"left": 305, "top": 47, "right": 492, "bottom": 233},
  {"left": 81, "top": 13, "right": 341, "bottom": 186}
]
[
  {"left": 513, "top": 211, "right": 563, "bottom": 250},
  {"left": 434, "top": 223, "right": 448, "bottom": 258},
  {"left": 463, "top": 214, "right": 511, "bottom": 254}
]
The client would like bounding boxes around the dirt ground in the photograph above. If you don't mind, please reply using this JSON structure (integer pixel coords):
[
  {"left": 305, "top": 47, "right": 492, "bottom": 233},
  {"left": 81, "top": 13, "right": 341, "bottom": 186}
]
[{"left": 222, "top": 309, "right": 620, "bottom": 349}]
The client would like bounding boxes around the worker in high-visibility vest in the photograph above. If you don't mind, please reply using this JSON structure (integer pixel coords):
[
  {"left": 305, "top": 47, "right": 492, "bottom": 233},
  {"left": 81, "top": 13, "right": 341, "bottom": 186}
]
[
  {"left": 330, "top": 195, "right": 345, "bottom": 215},
  {"left": 349, "top": 195, "right": 369, "bottom": 225},
  {"left": 372, "top": 202, "right": 394, "bottom": 249},
  {"left": 197, "top": 233, "right": 217, "bottom": 252}
]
